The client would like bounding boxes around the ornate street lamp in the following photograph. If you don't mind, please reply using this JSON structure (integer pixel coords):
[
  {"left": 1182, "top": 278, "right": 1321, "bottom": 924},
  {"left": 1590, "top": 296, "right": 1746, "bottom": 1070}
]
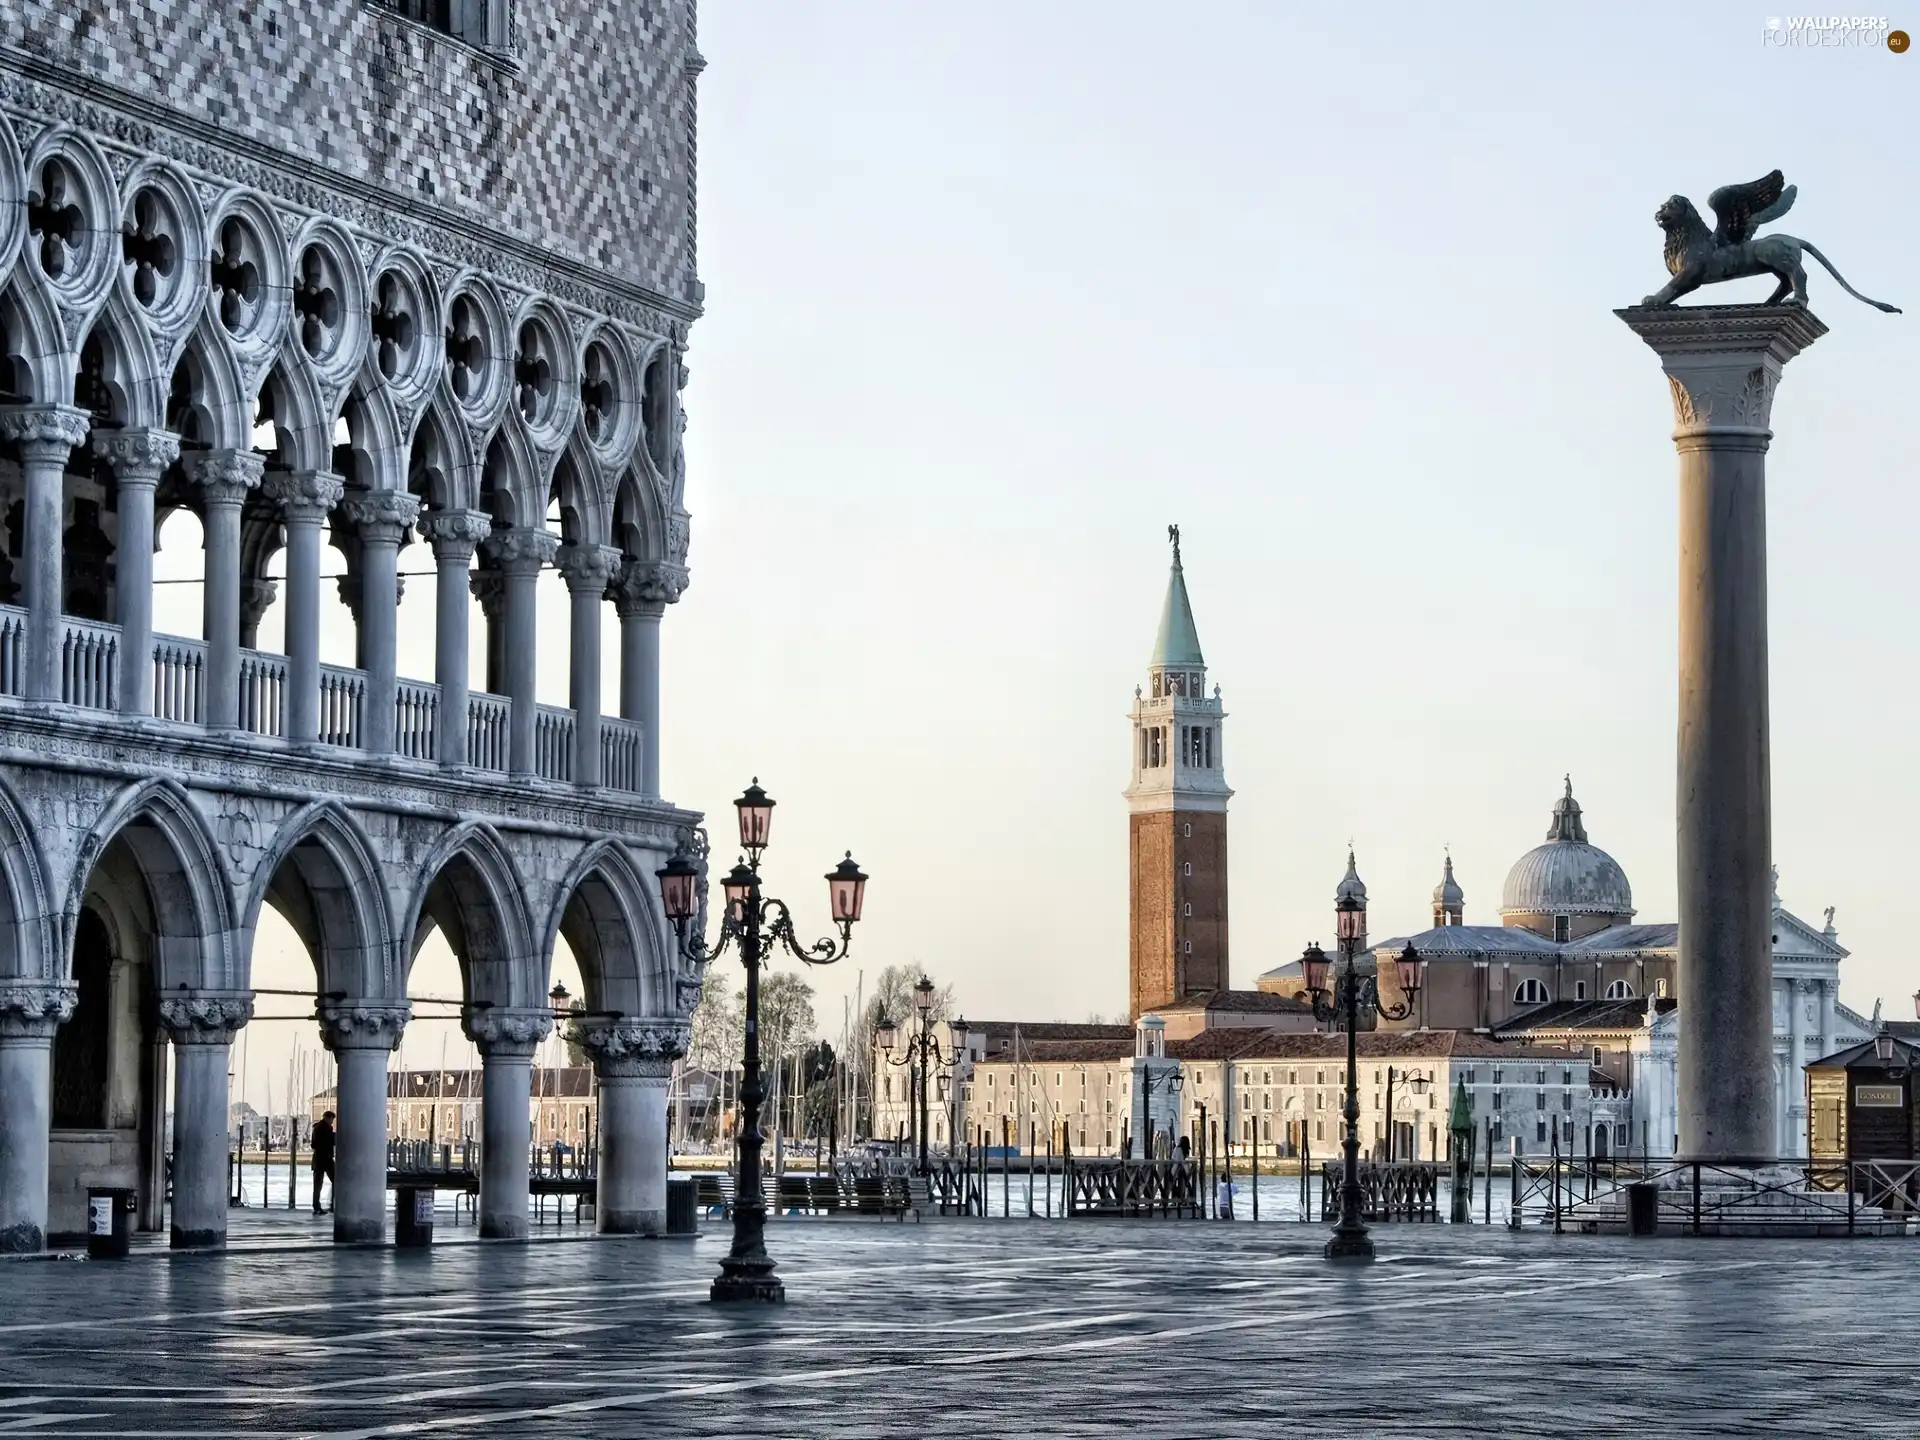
[
  {"left": 877, "top": 977, "right": 964, "bottom": 1174},
  {"left": 658, "top": 779, "right": 866, "bottom": 1304},
  {"left": 1299, "top": 854, "right": 1421, "bottom": 1263}
]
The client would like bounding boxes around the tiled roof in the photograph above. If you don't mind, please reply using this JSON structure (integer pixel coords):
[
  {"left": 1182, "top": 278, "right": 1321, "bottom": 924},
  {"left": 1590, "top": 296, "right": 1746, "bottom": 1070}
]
[
  {"left": 969, "top": 1022, "right": 1133, "bottom": 1053},
  {"left": 1565, "top": 923, "right": 1679, "bottom": 952},
  {"left": 1369, "top": 925, "right": 1564, "bottom": 958},
  {"left": 1493, "top": 998, "right": 1676, "bottom": 1035},
  {"left": 1154, "top": 989, "right": 1315, "bottom": 1015}
]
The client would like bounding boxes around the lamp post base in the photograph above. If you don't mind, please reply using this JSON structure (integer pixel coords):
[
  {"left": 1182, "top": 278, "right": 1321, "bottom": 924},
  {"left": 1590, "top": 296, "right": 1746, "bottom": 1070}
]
[
  {"left": 711, "top": 1268, "right": 786, "bottom": 1304},
  {"left": 1324, "top": 1226, "right": 1376, "bottom": 1263}
]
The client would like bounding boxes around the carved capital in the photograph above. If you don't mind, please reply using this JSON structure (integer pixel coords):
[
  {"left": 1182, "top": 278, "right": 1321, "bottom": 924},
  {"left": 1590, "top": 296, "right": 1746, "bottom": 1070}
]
[
  {"left": 674, "top": 975, "right": 704, "bottom": 1015},
  {"left": 92, "top": 426, "right": 180, "bottom": 484},
  {"left": 185, "top": 449, "right": 265, "bottom": 507},
  {"left": 417, "top": 508, "right": 493, "bottom": 561},
  {"left": 0, "top": 404, "right": 91, "bottom": 459},
  {"left": 468, "top": 569, "right": 508, "bottom": 616},
  {"left": 317, "top": 1003, "right": 411, "bottom": 1052},
  {"left": 0, "top": 982, "right": 79, "bottom": 1041},
  {"left": 463, "top": 1005, "right": 554, "bottom": 1057},
  {"left": 1617, "top": 304, "right": 1825, "bottom": 437},
  {"left": 262, "top": 469, "right": 345, "bottom": 520},
  {"left": 610, "top": 559, "right": 688, "bottom": 615},
  {"left": 556, "top": 542, "right": 622, "bottom": 593},
  {"left": 480, "top": 527, "right": 561, "bottom": 576},
  {"left": 339, "top": 489, "right": 421, "bottom": 544},
  {"left": 158, "top": 991, "right": 254, "bottom": 1045},
  {"left": 577, "top": 1018, "right": 688, "bottom": 1079}
]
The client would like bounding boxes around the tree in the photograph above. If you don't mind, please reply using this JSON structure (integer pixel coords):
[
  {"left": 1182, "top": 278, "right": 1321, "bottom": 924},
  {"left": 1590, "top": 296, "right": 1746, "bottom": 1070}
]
[
  {"left": 687, "top": 967, "right": 738, "bottom": 1075},
  {"left": 752, "top": 971, "right": 816, "bottom": 1060},
  {"left": 855, "top": 964, "right": 954, "bottom": 1139},
  {"left": 801, "top": 1040, "right": 837, "bottom": 1139}
]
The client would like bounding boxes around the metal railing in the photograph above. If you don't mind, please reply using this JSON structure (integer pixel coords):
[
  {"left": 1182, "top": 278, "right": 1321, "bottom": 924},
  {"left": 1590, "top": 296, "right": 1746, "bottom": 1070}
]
[{"left": 1318, "top": 1160, "right": 1442, "bottom": 1222}]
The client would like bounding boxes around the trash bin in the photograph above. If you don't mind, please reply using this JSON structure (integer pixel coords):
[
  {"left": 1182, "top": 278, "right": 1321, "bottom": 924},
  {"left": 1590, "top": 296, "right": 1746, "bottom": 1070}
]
[
  {"left": 394, "top": 1186, "right": 435, "bottom": 1247},
  {"left": 87, "top": 1187, "right": 135, "bottom": 1260},
  {"left": 1626, "top": 1182, "right": 1659, "bottom": 1237},
  {"left": 666, "top": 1177, "right": 697, "bottom": 1235}
]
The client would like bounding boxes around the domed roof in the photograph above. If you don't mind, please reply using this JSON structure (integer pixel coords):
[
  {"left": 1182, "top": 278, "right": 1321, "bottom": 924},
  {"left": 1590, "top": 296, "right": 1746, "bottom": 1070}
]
[
  {"left": 1433, "top": 853, "right": 1464, "bottom": 908},
  {"left": 1499, "top": 779, "right": 1634, "bottom": 921},
  {"left": 1335, "top": 849, "right": 1367, "bottom": 905}
]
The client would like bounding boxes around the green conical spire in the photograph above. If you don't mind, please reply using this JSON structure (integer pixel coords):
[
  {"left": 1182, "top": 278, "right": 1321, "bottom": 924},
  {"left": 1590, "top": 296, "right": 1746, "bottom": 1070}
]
[
  {"left": 1150, "top": 524, "right": 1205, "bottom": 671},
  {"left": 1448, "top": 1076, "right": 1474, "bottom": 1137}
]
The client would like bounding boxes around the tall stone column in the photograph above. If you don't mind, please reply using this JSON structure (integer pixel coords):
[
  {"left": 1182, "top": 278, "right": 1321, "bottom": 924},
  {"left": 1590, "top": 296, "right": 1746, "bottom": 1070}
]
[
  {"left": 418, "top": 510, "right": 491, "bottom": 766},
  {"left": 1784, "top": 977, "right": 1804, "bottom": 1157},
  {"left": 556, "top": 544, "right": 620, "bottom": 787},
  {"left": 610, "top": 561, "right": 686, "bottom": 798},
  {"left": 262, "top": 471, "right": 343, "bottom": 744},
  {"left": 464, "top": 1006, "right": 552, "bottom": 1240},
  {"left": 93, "top": 428, "right": 179, "bottom": 717},
  {"left": 480, "top": 530, "right": 558, "bottom": 777},
  {"left": 158, "top": 992, "right": 252, "bottom": 1249},
  {"left": 469, "top": 569, "right": 507, "bottom": 697},
  {"left": 0, "top": 406, "right": 91, "bottom": 701},
  {"left": 1620, "top": 303, "right": 1825, "bottom": 1165},
  {"left": 0, "top": 984, "right": 78, "bottom": 1253},
  {"left": 580, "top": 1019, "right": 686, "bottom": 1235},
  {"left": 340, "top": 491, "right": 419, "bottom": 756},
  {"left": 184, "top": 451, "right": 264, "bottom": 730},
  {"left": 317, "top": 1004, "right": 408, "bottom": 1244}
]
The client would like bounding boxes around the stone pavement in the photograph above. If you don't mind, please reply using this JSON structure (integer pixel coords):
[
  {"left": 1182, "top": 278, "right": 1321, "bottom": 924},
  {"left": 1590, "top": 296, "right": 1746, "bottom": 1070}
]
[{"left": 1, "top": 1219, "right": 1911, "bottom": 1438}]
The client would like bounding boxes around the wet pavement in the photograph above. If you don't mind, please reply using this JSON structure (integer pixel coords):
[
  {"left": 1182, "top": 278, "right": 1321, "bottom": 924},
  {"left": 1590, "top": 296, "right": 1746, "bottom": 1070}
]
[{"left": 1, "top": 1216, "right": 1911, "bottom": 1437}]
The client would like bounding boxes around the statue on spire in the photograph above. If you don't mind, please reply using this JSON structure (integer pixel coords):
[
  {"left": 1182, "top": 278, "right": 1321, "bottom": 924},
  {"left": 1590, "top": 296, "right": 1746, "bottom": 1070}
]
[{"left": 1168, "top": 523, "right": 1181, "bottom": 566}]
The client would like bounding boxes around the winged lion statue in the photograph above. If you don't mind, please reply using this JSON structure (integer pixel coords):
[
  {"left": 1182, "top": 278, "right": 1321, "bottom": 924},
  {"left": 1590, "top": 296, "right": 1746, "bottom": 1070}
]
[{"left": 1637, "top": 170, "right": 1900, "bottom": 313}]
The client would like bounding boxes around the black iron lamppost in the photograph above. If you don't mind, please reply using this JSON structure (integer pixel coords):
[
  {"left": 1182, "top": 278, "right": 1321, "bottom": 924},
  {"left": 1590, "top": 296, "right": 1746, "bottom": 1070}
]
[
  {"left": 656, "top": 779, "right": 868, "bottom": 1304},
  {"left": 875, "top": 977, "right": 970, "bottom": 1174},
  {"left": 1299, "top": 872, "right": 1421, "bottom": 1263}
]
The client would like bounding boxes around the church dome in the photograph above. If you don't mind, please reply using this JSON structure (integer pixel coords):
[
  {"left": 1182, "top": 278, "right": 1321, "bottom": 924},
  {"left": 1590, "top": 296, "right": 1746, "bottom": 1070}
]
[
  {"left": 1499, "top": 779, "right": 1634, "bottom": 922},
  {"left": 1432, "top": 854, "right": 1464, "bottom": 909}
]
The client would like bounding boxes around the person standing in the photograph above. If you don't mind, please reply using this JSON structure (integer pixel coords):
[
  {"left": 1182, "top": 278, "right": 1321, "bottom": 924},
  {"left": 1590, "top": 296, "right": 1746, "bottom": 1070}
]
[{"left": 311, "top": 1110, "right": 336, "bottom": 1214}]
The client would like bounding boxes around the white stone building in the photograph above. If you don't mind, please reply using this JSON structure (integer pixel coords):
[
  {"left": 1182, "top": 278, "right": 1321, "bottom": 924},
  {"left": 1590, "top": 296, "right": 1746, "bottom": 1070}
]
[{"left": 0, "top": 0, "right": 708, "bottom": 1252}]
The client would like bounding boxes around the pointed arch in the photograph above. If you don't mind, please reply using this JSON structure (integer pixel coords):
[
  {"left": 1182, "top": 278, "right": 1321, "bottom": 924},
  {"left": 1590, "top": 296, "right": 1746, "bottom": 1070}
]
[
  {"left": 613, "top": 464, "right": 668, "bottom": 564},
  {"left": 0, "top": 774, "right": 55, "bottom": 983},
  {"left": 480, "top": 422, "right": 541, "bottom": 532},
  {"left": 166, "top": 319, "right": 250, "bottom": 450},
  {"left": 76, "top": 290, "right": 165, "bottom": 430},
  {"left": 547, "top": 443, "right": 608, "bottom": 547},
  {"left": 399, "top": 821, "right": 538, "bottom": 1010},
  {"left": 242, "top": 801, "right": 399, "bottom": 1002},
  {"left": 406, "top": 398, "right": 470, "bottom": 513},
  {"left": 338, "top": 372, "right": 406, "bottom": 493},
  {"left": 0, "top": 276, "right": 73, "bottom": 406},
  {"left": 66, "top": 778, "right": 236, "bottom": 992},
  {"left": 258, "top": 352, "right": 329, "bottom": 473},
  {"left": 541, "top": 839, "right": 673, "bottom": 1021}
]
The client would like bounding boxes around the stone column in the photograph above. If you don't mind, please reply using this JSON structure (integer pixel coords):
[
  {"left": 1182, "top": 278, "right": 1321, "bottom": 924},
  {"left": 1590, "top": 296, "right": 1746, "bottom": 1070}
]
[
  {"left": 261, "top": 471, "right": 344, "bottom": 744},
  {"left": 184, "top": 451, "right": 264, "bottom": 730},
  {"left": 340, "top": 491, "right": 419, "bottom": 756},
  {"left": 469, "top": 569, "right": 508, "bottom": 695},
  {"left": 0, "top": 984, "right": 78, "bottom": 1253},
  {"left": 610, "top": 561, "right": 686, "bottom": 799},
  {"left": 463, "top": 1006, "right": 552, "bottom": 1240},
  {"left": 417, "top": 510, "right": 491, "bottom": 766},
  {"left": 1784, "top": 978, "right": 1804, "bottom": 1158},
  {"left": 1818, "top": 979, "right": 1836, "bottom": 1067},
  {"left": 579, "top": 1019, "right": 686, "bottom": 1235},
  {"left": 317, "top": 1004, "right": 408, "bottom": 1244},
  {"left": 93, "top": 428, "right": 179, "bottom": 717},
  {"left": 158, "top": 993, "right": 252, "bottom": 1249},
  {"left": 556, "top": 544, "right": 621, "bottom": 787},
  {"left": 0, "top": 406, "right": 91, "bottom": 701},
  {"left": 1619, "top": 303, "right": 1824, "bottom": 1165},
  {"left": 480, "top": 530, "right": 558, "bottom": 777}
]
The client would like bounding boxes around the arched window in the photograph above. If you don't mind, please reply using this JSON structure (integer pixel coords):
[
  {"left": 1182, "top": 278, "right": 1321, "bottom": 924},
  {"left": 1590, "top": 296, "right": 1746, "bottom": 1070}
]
[
  {"left": 1605, "top": 980, "right": 1637, "bottom": 1000},
  {"left": 1513, "top": 978, "right": 1549, "bottom": 1006}
]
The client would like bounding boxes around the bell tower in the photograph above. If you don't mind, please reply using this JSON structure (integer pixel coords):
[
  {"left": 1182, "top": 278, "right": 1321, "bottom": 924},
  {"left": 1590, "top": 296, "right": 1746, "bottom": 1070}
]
[{"left": 1126, "top": 526, "right": 1232, "bottom": 1021}]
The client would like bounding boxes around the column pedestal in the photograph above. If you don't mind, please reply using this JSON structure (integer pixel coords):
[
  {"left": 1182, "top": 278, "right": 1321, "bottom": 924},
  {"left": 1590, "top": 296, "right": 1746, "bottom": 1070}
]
[
  {"left": 418, "top": 510, "right": 491, "bottom": 766},
  {"left": 464, "top": 1007, "right": 552, "bottom": 1240},
  {"left": 0, "top": 986, "right": 78, "bottom": 1253},
  {"left": 581, "top": 1020, "right": 687, "bottom": 1235},
  {"left": 1619, "top": 302, "right": 1825, "bottom": 1166},
  {"left": 159, "top": 993, "right": 252, "bottom": 1250},
  {"left": 319, "top": 1005, "right": 408, "bottom": 1243}
]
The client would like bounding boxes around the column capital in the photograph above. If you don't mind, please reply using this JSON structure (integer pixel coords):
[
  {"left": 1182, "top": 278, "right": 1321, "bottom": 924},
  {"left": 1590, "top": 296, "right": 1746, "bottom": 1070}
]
[
  {"left": 91, "top": 426, "right": 180, "bottom": 483},
  {"left": 480, "top": 527, "right": 561, "bottom": 576},
  {"left": 316, "top": 1002, "right": 411, "bottom": 1053},
  {"left": 158, "top": 991, "right": 254, "bottom": 1045},
  {"left": 463, "top": 1005, "right": 554, "bottom": 1057},
  {"left": 184, "top": 449, "right": 265, "bottom": 506},
  {"left": 418, "top": 507, "right": 493, "bottom": 561},
  {"left": 610, "top": 559, "right": 689, "bottom": 616},
  {"left": 262, "top": 469, "right": 345, "bottom": 520},
  {"left": 556, "top": 542, "right": 622, "bottom": 594},
  {"left": 0, "top": 403, "right": 91, "bottom": 458},
  {"left": 0, "top": 981, "right": 79, "bottom": 1040},
  {"left": 339, "top": 489, "right": 421, "bottom": 544},
  {"left": 1616, "top": 304, "right": 1826, "bottom": 437},
  {"left": 468, "top": 568, "right": 508, "bottom": 616},
  {"left": 576, "top": 1018, "right": 689, "bottom": 1079}
]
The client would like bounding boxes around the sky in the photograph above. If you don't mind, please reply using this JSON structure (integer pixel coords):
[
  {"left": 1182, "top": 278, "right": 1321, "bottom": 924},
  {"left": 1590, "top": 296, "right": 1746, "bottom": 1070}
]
[{"left": 207, "top": 2, "right": 1917, "bottom": 1106}]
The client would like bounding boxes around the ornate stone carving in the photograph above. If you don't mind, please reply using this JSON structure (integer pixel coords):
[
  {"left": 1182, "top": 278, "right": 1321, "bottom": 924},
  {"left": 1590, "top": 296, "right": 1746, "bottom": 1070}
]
[
  {"left": 417, "top": 508, "right": 493, "bottom": 559},
  {"left": 464, "top": 1005, "right": 554, "bottom": 1056},
  {"left": 1621, "top": 306, "right": 1827, "bottom": 435},
  {"left": 184, "top": 449, "right": 265, "bottom": 505},
  {"left": 158, "top": 992, "right": 254, "bottom": 1044},
  {"left": 609, "top": 558, "right": 688, "bottom": 614},
  {"left": 480, "top": 527, "right": 560, "bottom": 575},
  {"left": 91, "top": 426, "right": 180, "bottom": 481},
  {"left": 577, "top": 1017, "right": 689, "bottom": 1079},
  {"left": 0, "top": 982, "right": 79, "bottom": 1040},
  {"left": 468, "top": 568, "right": 508, "bottom": 617},
  {"left": 0, "top": 404, "right": 91, "bottom": 457},
  {"left": 673, "top": 975, "right": 704, "bottom": 1015},
  {"left": 556, "top": 542, "right": 622, "bottom": 593},
  {"left": 262, "top": 469, "right": 345, "bottom": 519},
  {"left": 339, "top": 490, "right": 421, "bottom": 543},
  {"left": 317, "top": 1003, "right": 411, "bottom": 1052}
]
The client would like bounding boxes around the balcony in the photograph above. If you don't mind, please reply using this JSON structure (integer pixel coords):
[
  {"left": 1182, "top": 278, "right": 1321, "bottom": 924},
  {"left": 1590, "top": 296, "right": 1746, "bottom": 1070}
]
[{"left": 0, "top": 605, "right": 646, "bottom": 792}]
